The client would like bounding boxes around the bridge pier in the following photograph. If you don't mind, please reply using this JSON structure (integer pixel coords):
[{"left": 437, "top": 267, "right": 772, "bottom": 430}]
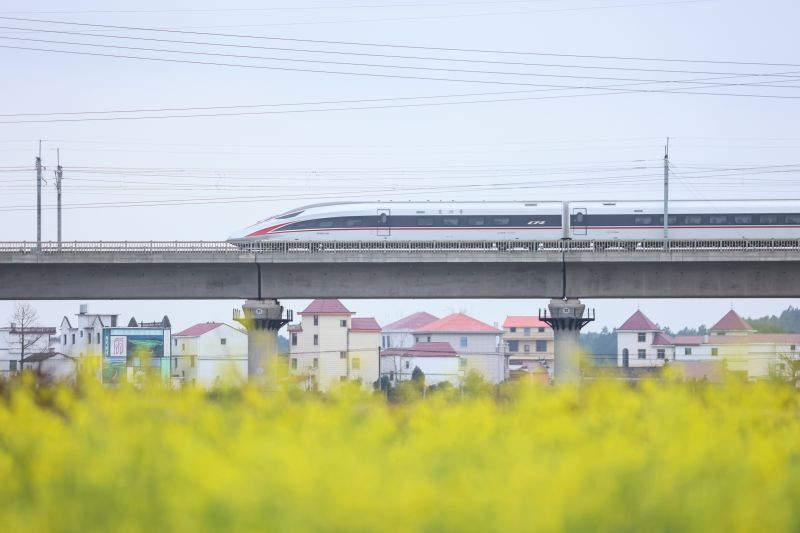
[
  {"left": 540, "top": 298, "right": 595, "bottom": 385},
  {"left": 233, "top": 299, "right": 293, "bottom": 386}
]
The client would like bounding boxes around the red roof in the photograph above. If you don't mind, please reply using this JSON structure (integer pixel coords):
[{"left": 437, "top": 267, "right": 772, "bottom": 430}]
[
  {"left": 287, "top": 324, "right": 302, "bottom": 333},
  {"left": 383, "top": 312, "right": 439, "bottom": 331},
  {"left": 351, "top": 317, "right": 381, "bottom": 332},
  {"left": 710, "top": 310, "right": 753, "bottom": 331},
  {"left": 382, "top": 342, "right": 457, "bottom": 357},
  {"left": 503, "top": 316, "right": 549, "bottom": 329},
  {"left": 416, "top": 313, "right": 500, "bottom": 333},
  {"left": 652, "top": 332, "right": 675, "bottom": 346},
  {"left": 673, "top": 335, "right": 705, "bottom": 346},
  {"left": 707, "top": 333, "right": 800, "bottom": 345},
  {"left": 174, "top": 322, "right": 224, "bottom": 337},
  {"left": 617, "top": 310, "right": 659, "bottom": 331},
  {"left": 300, "top": 299, "right": 352, "bottom": 315}
]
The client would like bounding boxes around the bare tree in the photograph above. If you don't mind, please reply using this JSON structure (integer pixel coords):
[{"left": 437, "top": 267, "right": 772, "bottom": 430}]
[{"left": 9, "top": 302, "right": 44, "bottom": 371}]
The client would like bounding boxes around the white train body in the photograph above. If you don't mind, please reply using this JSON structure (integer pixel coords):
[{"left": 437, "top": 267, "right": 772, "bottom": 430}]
[{"left": 227, "top": 200, "right": 800, "bottom": 243}]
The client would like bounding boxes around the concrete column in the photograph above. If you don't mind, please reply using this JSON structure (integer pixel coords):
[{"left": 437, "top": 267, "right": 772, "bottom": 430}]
[
  {"left": 541, "top": 298, "right": 594, "bottom": 385},
  {"left": 233, "top": 299, "right": 292, "bottom": 386}
]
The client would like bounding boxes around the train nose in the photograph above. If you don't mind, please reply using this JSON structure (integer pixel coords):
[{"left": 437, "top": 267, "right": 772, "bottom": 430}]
[{"left": 227, "top": 225, "right": 253, "bottom": 242}]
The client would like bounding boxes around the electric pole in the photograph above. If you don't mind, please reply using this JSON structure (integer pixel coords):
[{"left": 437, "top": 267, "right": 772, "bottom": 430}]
[
  {"left": 36, "top": 140, "right": 42, "bottom": 250},
  {"left": 663, "top": 137, "right": 670, "bottom": 241},
  {"left": 56, "top": 148, "right": 63, "bottom": 250}
]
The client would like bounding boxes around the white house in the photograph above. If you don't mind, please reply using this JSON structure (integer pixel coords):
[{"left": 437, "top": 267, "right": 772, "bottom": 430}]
[
  {"left": 413, "top": 313, "right": 506, "bottom": 384},
  {"left": 288, "top": 299, "right": 381, "bottom": 391},
  {"left": 381, "top": 312, "right": 439, "bottom": 350},
  {"left": 172, "top": 322, "right": 248, "bottom": 387},
  {"left": 22, "top": 351, "right": 77, "bottom": 382},
  {"left": 0, "top": 324, "right": 56, "bottom": 376},
  {"left": 58, "top": 304, "right": 120, "bottom": 359},
  {"left": 381, "top": 341, "right": 460, "bottom": 386},
  {"left": 616, "top": 309, "right": 800, "bottom": 380}
]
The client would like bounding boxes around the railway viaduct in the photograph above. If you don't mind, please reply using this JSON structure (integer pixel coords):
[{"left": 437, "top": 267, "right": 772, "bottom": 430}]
[{"left": 2, "top": 239, "right": 799, "bottom": 384}]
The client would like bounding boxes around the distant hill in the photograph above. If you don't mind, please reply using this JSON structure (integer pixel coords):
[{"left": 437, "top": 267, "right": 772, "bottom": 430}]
[{"left": 744, "top": 306, "right": 800, "bottom": 333}]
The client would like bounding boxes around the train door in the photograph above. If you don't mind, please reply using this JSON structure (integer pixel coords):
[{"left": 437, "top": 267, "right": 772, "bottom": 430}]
[
  {"left": 572, "top": 207, "right": 587, "bottom": 236},
  {"left": 377, "top": 209, "right": 391, "bottom": 237}
]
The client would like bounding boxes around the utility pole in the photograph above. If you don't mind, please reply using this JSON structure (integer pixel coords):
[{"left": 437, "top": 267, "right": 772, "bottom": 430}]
[
  {"left": 36, "top": 140, "right": 42, "bottom": 250},
  {"left": 56, "top": 148, "right": 63, "bottom": 250},
  {"left": 663, "top": 137, "right": 670, "bottom": 241}
]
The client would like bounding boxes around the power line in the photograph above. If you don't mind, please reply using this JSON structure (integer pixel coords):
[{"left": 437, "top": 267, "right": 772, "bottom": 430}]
[
  {"left": 5, "top": 35, "right": 800, "bottom": 91},
  {"left": 2, "top": 14, "right": 795, "bottom": 69},
  {"left": 2, "top": 24, "right": 792, "bottom": 79}
]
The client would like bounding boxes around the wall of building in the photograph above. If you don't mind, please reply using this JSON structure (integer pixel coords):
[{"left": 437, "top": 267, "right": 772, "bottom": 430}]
[
  {"left": 382, "top": 355, "right": 460, "bottom": 385},
  {"left": 172, "top": 325, "right": 247, "bottom": 386}
]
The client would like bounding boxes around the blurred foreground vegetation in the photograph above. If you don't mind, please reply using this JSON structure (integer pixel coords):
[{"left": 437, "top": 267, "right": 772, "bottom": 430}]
[{"left": 0, "top": 373, "right": 799, "bottom": 532}]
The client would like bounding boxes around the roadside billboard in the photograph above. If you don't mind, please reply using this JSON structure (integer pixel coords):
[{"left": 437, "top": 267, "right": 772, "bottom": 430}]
[{"left": 103, "top": 328, "right": 171, "bottom": 384}]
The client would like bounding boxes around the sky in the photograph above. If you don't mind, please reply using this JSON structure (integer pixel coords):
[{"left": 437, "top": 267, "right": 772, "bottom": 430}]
[{"left": 0, "top": 0, "right": 798, "bottom": 334}]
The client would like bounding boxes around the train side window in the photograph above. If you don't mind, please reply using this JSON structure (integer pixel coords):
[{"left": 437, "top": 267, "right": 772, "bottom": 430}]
[
  {"left": 344, "top": 218, "right": 364, "bottom": 227},
  {"left": 317, "top": 219, "right": 334, "bottom": 228},
  {"left": 634, "top": 216, "right": 653, "bottom": 225},
  {"left": 467, "top": 216, "right": 485, "bottom": 226},
  {"left": 759, "top": 215, "right": 778, "bottom": 224},
  {"left": 442, "top": 217, "right": 459, "bottom": 226},
  {"left": 786, "top": 215, "right": 800, "bottom": 224},
  {"left": 734, "top": 215, "right": 752, "bottom": 225},
  {"left": 709, "top": 215, "right": 728, "bottom": 225},
  {"left": 491, "top": 216, "right": 510, "bottom": 226},
  {"left": 417, "top": 217, "right": 435, "bottom": 226},
  {"left": 658, "top": 215, "right": 678, "bottom": 225},
  {"left": 684, "top": 215, "right": 702, "bottom": 225}
]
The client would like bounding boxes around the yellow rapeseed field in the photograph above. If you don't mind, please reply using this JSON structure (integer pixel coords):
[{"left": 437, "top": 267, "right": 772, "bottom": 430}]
[{"left": 0, "top": 374, "right": 799, "bottom": 532}]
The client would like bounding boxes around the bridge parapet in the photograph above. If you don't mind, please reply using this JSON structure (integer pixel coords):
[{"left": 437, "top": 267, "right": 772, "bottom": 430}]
[{"left": 1, "top": 239, "right": 800, "bottom": 255}]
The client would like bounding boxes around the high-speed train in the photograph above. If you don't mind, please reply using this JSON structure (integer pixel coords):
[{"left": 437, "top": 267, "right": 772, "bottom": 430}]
[{"left": 227, "top": 200, "right": 800, "bottom": 243}]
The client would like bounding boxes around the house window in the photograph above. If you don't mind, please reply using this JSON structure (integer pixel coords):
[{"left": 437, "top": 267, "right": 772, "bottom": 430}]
[
  {"left": 460, "top": 336, "right": 468, "bottom": 348},
  {"left": 190, "top": 357, "right": 195, "bottom": 368},
  {"left": 523, "top": 328, "right": 531, "bottom": 336},
  {"left": 523, "top": 344, "right": 530, "bottom": 353},
  {"left": 792, "top": 345, "right": 797, "bottom": 351},
  {"left": 71, "top": 334, "right": 75, "bottom": 344},
  {"left": 415, "top": 336, "right": 420, "bottom": 343},
  {"left": 340, "top": 351, "right": 346, "bottom": 359},
  {"left": 352, "top": 358, "right": 361, "bottom": 370},
  {"left": 685, "top": 347, "right": 692, "bottom": 355},
  {"left": 182, "top": 343, "right": 186, "bottom": 351},
  {"left": 510, "top": 327, "right": 517, "bottom": 333},
  {"left": 9, "top": 361, "right": 17, "bottom": 371},
  {"left": 507, "top": 340, "right": 519, "bottom": 352},
  {"left": 340, "top": 320, "right": 347, "bottom": 327},
  {"left": 638, "top": 349, "right": 646, "bottom": 359},
  {"left": 313, "top": 315, "right": 319, "bottom": 326},
  {"left": 313, "top": 358, "right": 318, "bottom": 368},
  {"left": 426, "top": 336, "right": 431, "bottom": 343},
  {"left": 80, "top": 330, "right": 83, "bottom": 338},
  {"left": 173, "top": 358, "right": 177, "bottom": 369},
  {"left": 174, "top": 339, "right": 177, "bottom": 347},
  {"left": 637, "top": 333, "right": 646, "bottom": 342},
  {"left": 292, "top": 333, "right": 297, "bottom": 346},
  {"left": 536, "top": 340, "right": 547, "bottom": 352},
  {"left": 313, "top": 334, "right": 319, "bottom": 346},
  {"left": 221, "top": 338, "right": 227, "bottom": 345},
  {"left": 97, "top": 332, "right": 100, "bottom": 344},
  {"left": 657, "top": 349, "right": 665, "bottom": 359},
  {"left": 459, "top": 358, "right": 467, "bottom": 368},
  {"left": 405, "top": 361, "right": 410, "bottom": 369},
  {"left": 291, "top": 358, "right": 297, "bottom": 370},
  {"left": 63, "top": 334, "right": 67, "bottom": 345},
  {"left": 538, "top": 327, "right": 545, "bottom": 333},
  {"left": 711, "top": 348, "right": 719, "bottom": 356},
  {"left": 88, "top": 334, "right": 92, "bottom": 345}
]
